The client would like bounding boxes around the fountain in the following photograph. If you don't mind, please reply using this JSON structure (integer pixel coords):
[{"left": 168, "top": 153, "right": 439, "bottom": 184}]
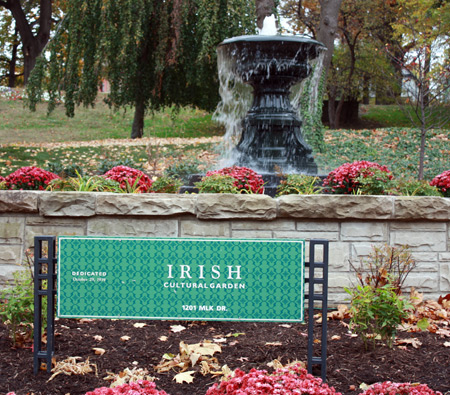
[{"left": 215, "top": 17, "right": 325, "bottom": 192}]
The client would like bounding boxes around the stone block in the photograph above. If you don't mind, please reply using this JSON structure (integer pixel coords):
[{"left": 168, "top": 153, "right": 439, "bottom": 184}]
[
  {"left": 296, "top": 221, "right": 339, "bottom": 232},
  {"left": 440, "top": 263, "right": 450, "bottom": 292},
  {"left": 231, "top": 230, "right": 273, "bottom": 239},
  {"left": 0, "top": 245, "right": 22, "bottom": 265},
  {"left": 196, "top": 194, "right": 276, "bottom": 220},
  {"left": 26, "top": 216, "right": 86, "bottom": 226},
  {"left": 439, "top": 252, "right": 450, "bottom": 261},
  {"left": 390, "top": 221, "right": 446, "bottom": 231},
  {"left": 25, "top": 225, "right": 85, "bottom": 248},
  {"left": 350, "top": 242, "right": 385, "bottom": 260},
  {"left": 88, "top": 218, "right": 178, "bottom": 237},
  {"left": 391, "top": 230, "right": 446, "bottom": 251},
  {"left": 403, "top": 273, "right": 439, "bottom": 291},
  {"left": 0, "top": 217, "right": 24, "bottom": 244},
  {"left": 328, "top": 273, "right": 353, "bottom": 290},
  {"left": 273, "top": 230, "right": 339, "bottom": 241},
  {"left": 180, "top": 219, "right": 230, "bottom": 238},
  {"left": 39, "top": 192, "right": 96, "bottom": 217},
  {"left": 231, "top": 219, "right": 295, "bottom": 231},
  {"left": 96, "top": 193, "right": 196, "bottom": 216},
  {"left": 0, "top": 263, "right": 23, "bottom": 287},
  {"left": 278, "top": 195, "right": 394, "bottom": 219},
  {"left": 394, "top": 196, "right": 450, "bottom": 220},
  {"left": 305, "top": 241, "right": 349, "bottom": 271},
  {"left": 0, "top": 191, "right": 39, "bottom": 212},
  {"left": 341, "top": 222, "right": 388, "bottom": 242}
]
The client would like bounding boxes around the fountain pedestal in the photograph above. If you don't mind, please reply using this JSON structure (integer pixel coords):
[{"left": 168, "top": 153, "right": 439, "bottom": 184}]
[{"left": 218, "top": 35, "right": 324, "bottom": 174}]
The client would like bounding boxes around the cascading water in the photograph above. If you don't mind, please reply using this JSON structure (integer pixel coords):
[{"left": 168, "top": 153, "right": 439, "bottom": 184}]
[{"left": 213, "top": 16, "right": 326, "bottom": 180}]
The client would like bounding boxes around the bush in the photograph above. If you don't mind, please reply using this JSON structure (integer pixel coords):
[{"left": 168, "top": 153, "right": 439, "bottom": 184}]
[
  {"left": 45, "top": 162, "right": 84, "bottom": 178},
  {"left": 276, "top": 174, "right": 321, "bottom": 196},
  {"left": 345, "top": 284, "right": 411, "bottom": 349},
  {"left": 97, "top": 158, "right": 142, "bottom": 175},
  {"left": 163, "top": 160, "right": 203, "bottom": 184},
  {"left": 360, "top": 381, "right": 443, "bottom": 395},
  {"left": 394, "top": 178, "right": 441, "bottom": 196},
  {"left": 323, "top": 161, "right": 392, "bottom": 194},
  {"left": 206, "top": 364, "right": 341, "bottom": 394},
  {"left": 205, "top": 166, "right": 264, "bottom": 194},
  {"left": 104, "top": 166, "right": 153, "bottom": 193},
  {"left": 85, "top": 380, "right": 169, "bottom": 395},
  {"left": 150, "top": 176, "right": 182, "bottom": 193},
  {"left": 430, "top": 170, "right": 450, "bottom": 197},
  {"left": 47, "top": 173, "right": 123, "bottom": 192},
  {"left": 4, "top": 166, "right": 59, "bottom": 190},
  {"left": 195, "top": 174, "right": 239, "bottom": 194},
  {"left": 355, "top": 168, "right": 395, "bottom": 195}
]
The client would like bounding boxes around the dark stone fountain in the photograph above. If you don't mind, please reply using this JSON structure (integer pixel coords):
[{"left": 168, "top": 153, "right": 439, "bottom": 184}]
[{"left": 217, "top": 35, "right": 325, "bottom": 176}]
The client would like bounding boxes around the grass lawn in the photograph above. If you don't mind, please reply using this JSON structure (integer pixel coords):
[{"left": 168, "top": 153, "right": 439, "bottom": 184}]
[{"left": 1, "top": 96, "right": 449, "bottom": 180}]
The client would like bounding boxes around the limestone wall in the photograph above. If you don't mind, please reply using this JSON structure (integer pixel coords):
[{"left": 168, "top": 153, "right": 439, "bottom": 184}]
[{"left": 1, "top": 190, "right": 449, "bottom": 304}]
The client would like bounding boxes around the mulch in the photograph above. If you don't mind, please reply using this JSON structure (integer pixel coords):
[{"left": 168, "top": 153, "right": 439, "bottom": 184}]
[{"left": 1, "top": 316, "right": 449, "bottom": 395}]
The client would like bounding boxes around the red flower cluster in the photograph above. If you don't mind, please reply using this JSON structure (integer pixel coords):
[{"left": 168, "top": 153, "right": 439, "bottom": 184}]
[
  {"left": 323, "top": 161, "right": 392, "bottom": 194},
  {"left": 0, "top": 175, "right": 5, "bottom": 183},
  {"left": 206, "top": 166, "right": 264, "bottom": 194},
  {"left": 360, "top": 381, "right": 442, "bottom": 395},
  {"left": 4, "top": 166, "right": 59, "bottom": 190},
  {"left": 104, "top": 166, "right": 153, "bottom": 193},
  {"left": 85, "top": 380, "right": 169, "bottom": 395},
  {"left": 430, "top": 170, "right": 450, "bottom": 197},
  {"left": 206, "top": 364, "right": 341, "bottom": 395}
]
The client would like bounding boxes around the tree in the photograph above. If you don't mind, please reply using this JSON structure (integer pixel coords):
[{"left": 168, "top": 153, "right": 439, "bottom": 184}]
[
  {"left": 0, "top": 0, "right": 60, "bottom": 84},
  {"left": 387, "top": 0, "right": 450, "bottom": 179},
  {"left": 27, "top": 0, "right": 256, "bottom": 139}
]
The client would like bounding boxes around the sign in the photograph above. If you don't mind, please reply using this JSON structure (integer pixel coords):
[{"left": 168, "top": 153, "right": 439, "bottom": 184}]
[{"left": 57, "top": 236, "right": 305, "bottom": 322}]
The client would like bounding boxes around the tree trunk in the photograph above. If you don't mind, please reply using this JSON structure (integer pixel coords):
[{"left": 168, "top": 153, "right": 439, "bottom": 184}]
[
  {"left": 255, "top": 0, "right": 276, "bottom": 29},
  {"left": 4, "top": 0, "right": 52, "bottom": 84},
  {"left": 8, "top": 30, "right": 19, "bottom": 87},
  {"left": 131, "top": 99, "right": 145, "bottom": 139},
  {"left": 316, "top": 0, "right": 343, "bottom": 78}
]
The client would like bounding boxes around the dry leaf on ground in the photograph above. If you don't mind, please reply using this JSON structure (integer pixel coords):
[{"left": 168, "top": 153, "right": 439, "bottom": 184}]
[
  {"left": 173, "top": 371, "right": 195, "bottom": 384},
  {"left": 104, "top": 367, "right": 155, "bottom": 388},
  {"left": 48, "top": 357, "right": 97, "bottom": 382},
  {"left": 170, "top": 325, "right": 186, "bottom": 333}
]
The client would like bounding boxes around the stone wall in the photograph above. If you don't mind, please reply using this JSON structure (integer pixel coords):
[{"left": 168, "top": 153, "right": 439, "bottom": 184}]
[{"left": 1, "top": 190, "right": 449, "bottom": 304}]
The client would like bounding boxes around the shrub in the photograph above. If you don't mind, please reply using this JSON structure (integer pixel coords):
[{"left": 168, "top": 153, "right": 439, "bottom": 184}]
[
  {"left": 85, "top": 380, "right": 169, "bottom": 395},
  {"left": 150, "top": 176, "right": 182, "bottom": 193},
  {"left": 350, "top": 244, "right": 416, "bottom": 295},
  {"left": 97, "top": 158, "right": 142, "bottom": 175},
  {"left": 276, "top": 174, "right": 321, "bottom": 196},
  {"left": 195, "top": 174, "right": 239, "bottom": 194},
  {"left": 394, "top": 178, "right": 441, "bottom": 196},
  {"left": 345, "top": 284, "right": 411, "bottom": 349},
  {"left": 206, "top": 363, "right": 341, "bottom": 395},
  {"left": 360, "top": 381, "right": 443, "bottom": 395},
  {"left": 355, "top": 168, "right": 395, "bottom": 195},
  {"left": 47, "top": 173, "right": 123, "bottom": 192},
  {"left": 164, "top": 160, "right": 203, "bottom": 184},
  {"left": 430, "top": 170, "right": 450, "bottom": 197},
  {"left": 323, "top": 161, "right": 392, "bottom": 194},
  {"left": 4, "top": 166, "right": 59, "bottom": 190},
  {"left": 45, "top": 162, "right": 84, "bottom": 178},
  {"left": 104, "top": 166, "right": 153, "bottom": 193},
  {"left": 205, "top": 166, "right": 264, "bottom": 194}
]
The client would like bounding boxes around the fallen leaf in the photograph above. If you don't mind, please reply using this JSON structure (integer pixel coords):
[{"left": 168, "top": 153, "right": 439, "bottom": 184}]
[
  {"left": 48, "top": 357, "right": 97, "bottom": 382},
  {"left": 174, "top": 370, "right": 195, "bottom": 384},
  {"left": 159, "top": 336, "right": 168, "bottom": 341},
  {"left": 443, "top": 342, "right": 450, "bottom": 347},
  {"left": 170, "top": 325, "right": 186, "bottom": 333},
  {"left": 279, "top": 324, "right": 292, "bottom": 328},
  {"left": 104, "top": 367, "right": 155, "bottom": 388},
  {"left": 226, "top": 332, "right": 245, "bottom": 338},
  {"left": 265, "top": 342, "right": 282, "bottom": 346},
  {"left": 133, "top": 323, "right": 147, "bottom": 328},
  {"left": 120, "top": 336, "right": 131, "bottom": 342},
  {"left": 92, "top": 347, "right": 106, "bottom": 355},
  {"left": 331, "top": 335, "right": 341, "bottom": 340},
  {"left": 395, "top": 338, "right": 422, "bottom": 349},
  {"left": 93, "top": 335, "right": 103, "bottom": 341},
  {"left": 213, "top": 338, "right": 227, "bottom": 343}
]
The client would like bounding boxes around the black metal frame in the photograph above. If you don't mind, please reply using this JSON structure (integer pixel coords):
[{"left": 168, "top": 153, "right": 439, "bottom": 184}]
[
  {"left": 33, "top": 236, "right": 57, "bottom": 374},
  {"left": 33, "top": 236, "right": 329, "bottom": 380},
  {"left": 306, "top": 239, "right": 329, "bottom": 381}
]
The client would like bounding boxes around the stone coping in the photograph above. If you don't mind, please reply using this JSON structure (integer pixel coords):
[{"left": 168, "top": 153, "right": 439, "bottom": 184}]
[{"left": 1, "top": 190, "right": 449, "bottom": 221}]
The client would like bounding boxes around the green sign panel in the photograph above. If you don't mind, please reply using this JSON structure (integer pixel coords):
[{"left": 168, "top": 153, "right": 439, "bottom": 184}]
[{"left": 57, "top": 237, "right": 305, "bottom": 322}]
